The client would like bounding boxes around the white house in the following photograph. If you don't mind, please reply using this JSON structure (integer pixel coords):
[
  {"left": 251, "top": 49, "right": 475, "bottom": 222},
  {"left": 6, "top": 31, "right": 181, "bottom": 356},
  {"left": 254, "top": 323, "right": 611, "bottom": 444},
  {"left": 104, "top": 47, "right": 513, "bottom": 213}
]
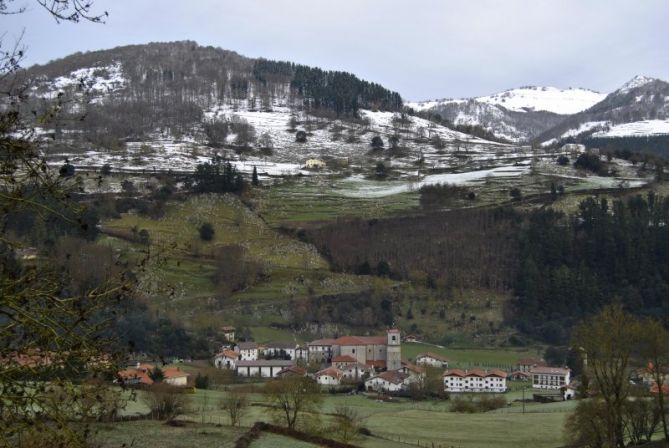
[
  {"left": 332, "top": 355, "right": 357, "bottom": 370},
  {"left": 236, "top": 342, "right": 258, "bottom": 361},
  {"left": 316, "top": 367, "right": 344, "bottom": 386},
  {"left": 415, "top": 352, "right": 449, "bottom": 369},
  {"left": 365, "top": 370, "right": 411, "bottom": 393},
  {"left": 530, "top": 366, "right": 571, "bottom": 390},
  {"left": 517, "top": 358, "right": 547, "bottom": 373},
  {"left": 163, "top": 367, "right": 189, "bottom": 387},
  {"left": 214, "top": 349, "right": 239, "bottom": 370},
  {"left": 443, "top": 369, "right": 507, "bottom": 393},
  {"left": 341, "top": 363, "right": 373, "bottom": 382},
  {"left": 398, "top": 363, "right": 425, "bottom": 380},
  {"left": 304, "top": 159, "right": 326, "bottom": 169},
  {"left": 221, "top": 326, "right": 236, "bottom": 342},
  {"left": 307, "top": 338, "right": 336, "bottom": 364},
  {"left": 262, "top": 342, "right": 296, "bottom": 360},
  {"left": 235, "top": 360, "right": 294, "bottom": 378},
  {"left": 295, "top": 345, "right": 308, "bottom": 361}
]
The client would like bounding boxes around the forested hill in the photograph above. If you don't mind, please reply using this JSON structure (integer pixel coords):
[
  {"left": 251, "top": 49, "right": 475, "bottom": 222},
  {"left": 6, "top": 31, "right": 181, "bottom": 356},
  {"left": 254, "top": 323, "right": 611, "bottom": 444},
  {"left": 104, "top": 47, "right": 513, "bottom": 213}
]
[{"left": 18, "top": 41, "right": 402, "bottom": 139}]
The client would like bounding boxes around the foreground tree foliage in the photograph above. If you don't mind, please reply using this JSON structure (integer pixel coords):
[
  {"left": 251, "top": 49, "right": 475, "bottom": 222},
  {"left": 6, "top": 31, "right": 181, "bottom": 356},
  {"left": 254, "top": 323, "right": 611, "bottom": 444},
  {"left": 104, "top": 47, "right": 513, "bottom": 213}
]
[
  {"left": 567, "top": 306, "right": 669, "bottom": 447},
  {"left": 0, "top": 2, "right": 132, "bottom": 447},
  {"left": 571, "top": 306, "right": 640, "bottom": 447}
]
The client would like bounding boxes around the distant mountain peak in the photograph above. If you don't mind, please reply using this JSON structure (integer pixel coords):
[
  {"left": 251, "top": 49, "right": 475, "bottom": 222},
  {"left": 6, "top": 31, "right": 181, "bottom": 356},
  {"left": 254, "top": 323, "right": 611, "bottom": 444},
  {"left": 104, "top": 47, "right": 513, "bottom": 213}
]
[{"left": 618, "top": 75, "right": 658, "bottom": 93}]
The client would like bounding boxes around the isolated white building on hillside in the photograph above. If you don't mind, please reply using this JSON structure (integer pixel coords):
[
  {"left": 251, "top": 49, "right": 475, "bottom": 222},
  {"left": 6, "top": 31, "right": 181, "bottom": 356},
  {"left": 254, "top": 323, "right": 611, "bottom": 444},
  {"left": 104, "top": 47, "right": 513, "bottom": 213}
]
[{"left": 304, "top": 159, "right": 326, "bottom": 169}]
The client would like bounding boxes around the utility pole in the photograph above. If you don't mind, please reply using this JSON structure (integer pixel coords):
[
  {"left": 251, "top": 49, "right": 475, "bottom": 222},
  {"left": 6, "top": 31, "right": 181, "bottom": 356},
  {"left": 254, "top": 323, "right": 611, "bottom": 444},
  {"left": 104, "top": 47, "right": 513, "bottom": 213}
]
[{"left": 522, "top": 386, "right": 525, "bottom": 414}]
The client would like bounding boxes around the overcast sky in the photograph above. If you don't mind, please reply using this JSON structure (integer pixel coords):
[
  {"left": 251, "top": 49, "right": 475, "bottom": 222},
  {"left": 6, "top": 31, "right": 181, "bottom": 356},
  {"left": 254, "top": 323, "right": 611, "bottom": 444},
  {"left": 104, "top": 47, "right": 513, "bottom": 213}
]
[{"left": 1, "top": 0, "right": 668, "bottom": 100}]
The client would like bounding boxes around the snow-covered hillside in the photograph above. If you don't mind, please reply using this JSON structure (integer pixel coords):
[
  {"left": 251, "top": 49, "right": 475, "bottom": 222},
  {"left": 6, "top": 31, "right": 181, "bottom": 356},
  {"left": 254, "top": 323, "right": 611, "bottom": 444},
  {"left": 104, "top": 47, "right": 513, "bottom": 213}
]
[
  {"left": 592, "top": 120, "right": 669, "bottom": 138},
  {"left": 537, "top": 75, "right": 669, "bottom": 145},
  {"left": 409, "top": 86, "right": 604, "bottom": 115},
  {"left": 406, "top": 86, "right": 605, "bottom": 142}
]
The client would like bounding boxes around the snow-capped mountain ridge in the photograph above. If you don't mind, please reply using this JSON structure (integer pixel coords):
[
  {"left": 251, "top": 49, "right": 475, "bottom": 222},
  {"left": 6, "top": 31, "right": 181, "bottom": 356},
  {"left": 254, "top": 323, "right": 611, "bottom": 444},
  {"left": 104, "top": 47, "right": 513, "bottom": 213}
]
[
  {"left": 537, "top": 75, "right": 669, "bottom": 144},
  {"left": 408, "top": 86, "right": 605, "bottom": 115},
  {"left": 617, "top": 75, "right": 658, "bottom": 94}
]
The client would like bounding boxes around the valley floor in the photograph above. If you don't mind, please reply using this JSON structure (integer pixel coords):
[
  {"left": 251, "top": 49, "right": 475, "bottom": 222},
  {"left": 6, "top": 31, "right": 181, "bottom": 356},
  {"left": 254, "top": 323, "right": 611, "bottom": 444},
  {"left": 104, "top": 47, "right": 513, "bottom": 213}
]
[{"left": 95, "top": 387, "right": 571, "bottom": 448}]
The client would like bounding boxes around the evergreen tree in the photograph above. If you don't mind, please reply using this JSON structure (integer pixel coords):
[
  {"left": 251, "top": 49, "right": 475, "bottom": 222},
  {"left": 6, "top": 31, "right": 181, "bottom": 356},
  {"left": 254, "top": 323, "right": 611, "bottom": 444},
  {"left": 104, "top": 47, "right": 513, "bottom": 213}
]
[{"left": 252, "top": 166, "right": 259, "bottom": 186}]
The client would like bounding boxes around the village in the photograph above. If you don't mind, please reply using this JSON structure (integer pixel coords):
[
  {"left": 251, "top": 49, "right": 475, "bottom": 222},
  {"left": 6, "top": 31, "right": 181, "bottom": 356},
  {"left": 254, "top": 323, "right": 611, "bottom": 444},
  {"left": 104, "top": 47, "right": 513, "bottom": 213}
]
[{"left": 116, "top": 327, "right": 587, "bottom": 401}]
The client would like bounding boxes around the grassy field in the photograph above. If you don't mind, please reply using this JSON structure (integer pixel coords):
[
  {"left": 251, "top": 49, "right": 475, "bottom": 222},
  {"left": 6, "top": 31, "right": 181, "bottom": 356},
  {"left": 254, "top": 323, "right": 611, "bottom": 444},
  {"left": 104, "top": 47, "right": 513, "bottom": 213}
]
[
  {"left": 401, "top": 343, "right": 543, "bottom": 370},
  {"left": 256, "top": 177, "right": 421, "bottom": 226},
  {"left": 100, "top": 387, "right": 570, "bottom": 448},
  {"left": 99, "top": 194, "right": 394, "bottom": 331}
]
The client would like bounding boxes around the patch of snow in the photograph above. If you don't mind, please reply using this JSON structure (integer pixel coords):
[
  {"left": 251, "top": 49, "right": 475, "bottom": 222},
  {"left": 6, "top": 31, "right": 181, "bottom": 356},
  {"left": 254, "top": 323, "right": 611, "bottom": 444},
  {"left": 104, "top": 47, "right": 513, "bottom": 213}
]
[
  {"left": 35, "top": 62, "right": 126, "bottom": 98},
  {"left": 617, "top": 75, "right": 657, "bottom": 94},
  {"left": 337, "top": 165, "right": 529, "bottom": 198},
  {"left": 592, "top": 120, "right": 669, "bottom": 138},
  {"left": 409, "top": 86, "right": 605, "bottom": 116}
]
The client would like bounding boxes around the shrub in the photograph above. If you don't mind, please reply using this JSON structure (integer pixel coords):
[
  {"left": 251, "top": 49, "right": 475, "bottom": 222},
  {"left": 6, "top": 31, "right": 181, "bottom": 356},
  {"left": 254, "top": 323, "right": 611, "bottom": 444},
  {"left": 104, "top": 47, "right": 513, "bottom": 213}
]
[
  {"left": 371, "top": 135, "right": 384, "bottom": 150},
  {"left": 100, "top": 163, "right": 112, "bottom": 175},
  {"left": 557, "top": 155, "right": 570, "bottom": 166},
  {"left": 574, "top": 153, "right": 604, "bottom": 174},
  {"left": 194, "top": 373, "right": 210, "bottom": 389},
  {"left": 199, "top": 222, "right": 215, "bottom": 241},
  {"left": 295, "top": 130, "right": 307, "bottom": 143},
  {"left": 59, "top": 160, "right": 75, "bottom": 177},
  {"left": 142, "top": 384, "right": 191, "bottom": 421},
  {"left": 509, "top": 187, "right": 522, "bottom": 200}
]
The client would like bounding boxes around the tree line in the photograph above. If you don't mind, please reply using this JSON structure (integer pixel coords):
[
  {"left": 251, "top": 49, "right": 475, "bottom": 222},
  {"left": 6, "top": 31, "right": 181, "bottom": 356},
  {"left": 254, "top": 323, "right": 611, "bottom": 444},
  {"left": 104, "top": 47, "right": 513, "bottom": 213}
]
[
  {"left": 515, "top": 193, "right": 669, "bottom": 343},
  {"left": 253, "top": 59, "right": 403, "bottom": 115}
]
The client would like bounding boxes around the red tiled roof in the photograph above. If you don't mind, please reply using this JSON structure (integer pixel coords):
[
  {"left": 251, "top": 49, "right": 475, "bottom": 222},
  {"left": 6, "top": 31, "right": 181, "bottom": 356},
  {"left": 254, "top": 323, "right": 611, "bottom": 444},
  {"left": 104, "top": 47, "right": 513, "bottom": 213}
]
[
  {"left": 219, "top": 350, "right": 239, "bottom": 359},
  {"left": 333, "top": 355, "right": 357, "bottom": 363},
  {"left": 335, "top": 335, "right": 386, "bottom": 346},
  {"left": 443, "top": 369, "right": 507, "bottom": 378},
  {"left": 650, "top": 382, "right": 669, "bottom": 395},
  {"left": 163, "top": 367, "right": 189, "bottom": 379},
  {"left": 308, "top": 338, "right": 337, "bottom": 346},
  {"left": 416, "top": 352, "right": 449, "bottom": 362},
  {"left": 376, "top": 370, "right": 409, "bottom": 384},
  {"left": 487, "top": 369, "right": 508, "bottom": 378},
  {"left": 365, "top": 360, "right": 386, "bottom": 369},
  {"left": 316, "top": 367, "right": 344, "bottom": 380},
  {"left": 402, "top": 363, "right": 425, "bottom": 374},
  {"left": 118, "top": 368, "right": 153, "bottom": 385},
  {"left": 277, "top": 366, "right": 306, "bottom": 377},
  {"left": 518, "top": 358, "right": 546, "bottom": 367}
]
